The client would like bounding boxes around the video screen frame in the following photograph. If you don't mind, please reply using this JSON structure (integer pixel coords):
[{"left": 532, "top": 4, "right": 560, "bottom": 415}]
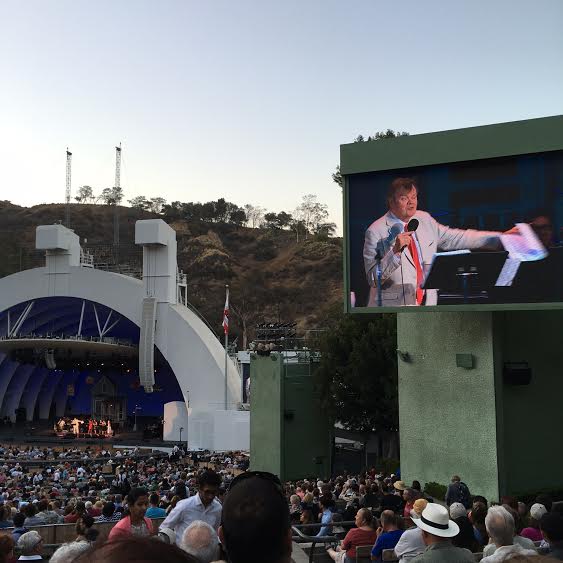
[{"left": 341, "top": 115, "right": 563, "bottom": 313}]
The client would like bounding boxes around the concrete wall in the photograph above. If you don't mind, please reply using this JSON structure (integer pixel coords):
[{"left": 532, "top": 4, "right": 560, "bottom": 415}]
[
  {"left": 397, "top": 312, "right": 501, "bottom": 501},
  {"left": 397, "top": 310, "right": 563, "bottom": 501},
  {"left": 250, "top": 354, "right": 282, "bottom": 475}
]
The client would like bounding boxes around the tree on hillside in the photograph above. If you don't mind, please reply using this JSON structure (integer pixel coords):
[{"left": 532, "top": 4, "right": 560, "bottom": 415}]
[
  {"left": 294, "top": 194, "right": 329, "bottom": 238},
  {"left": 263, "top": 211, "right": 293, "bottom": 230},
  {"left": 332, "top": 129, "right": 410, "bottom": 188},
  {"left": 244, "top": 204, "right": 265, "bottom": 228},
  {"left": 290, "top": 218, "right": 308, "bottom": 243},
  {"left": 128, "top": 196, "right": 150, "bottom": 210},
  {"left": 314, "top": 222, "right": 337, "bottom": 239},
  {"left": 314, "top": 313, "right": 399, "bottom": 464},
  {"left": 162, "top": 201, "right": 184, "bottom": 220},
  {"left": 100, "top": 187, "right": 123, "bottom": 205},
  {"left": 148, "top": 197, "right": 167, "bottom": 214},
  {"left": 75, "top": 186, "right": 94, "bottom": 203}
]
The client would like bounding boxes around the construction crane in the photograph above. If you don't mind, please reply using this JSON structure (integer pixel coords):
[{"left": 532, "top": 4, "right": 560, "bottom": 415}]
[
  {"left": 113, "top": 143, "right": 122, "bottom": 247},
  {"left": 65, "top": 148, "right": 72, "bottom": 227}
]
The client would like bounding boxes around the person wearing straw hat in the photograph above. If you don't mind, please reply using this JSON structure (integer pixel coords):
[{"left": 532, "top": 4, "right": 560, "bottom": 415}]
[{"left": 410, "top": 503, "right": 473, "bottom": 562}]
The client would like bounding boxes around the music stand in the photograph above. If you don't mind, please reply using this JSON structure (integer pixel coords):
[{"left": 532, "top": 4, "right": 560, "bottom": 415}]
[{"left": 422, "top": 251, "right": 508, "bottom": 304}]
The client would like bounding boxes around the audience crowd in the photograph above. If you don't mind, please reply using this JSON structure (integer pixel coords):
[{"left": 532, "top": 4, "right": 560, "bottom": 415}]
[{"left": 0, "top": 445, "right": 561, "bottom": 563}]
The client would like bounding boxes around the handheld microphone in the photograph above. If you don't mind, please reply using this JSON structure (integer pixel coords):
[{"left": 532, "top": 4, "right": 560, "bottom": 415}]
[{"left": 400, "top": 218, "right": 419, "bottom": 253}]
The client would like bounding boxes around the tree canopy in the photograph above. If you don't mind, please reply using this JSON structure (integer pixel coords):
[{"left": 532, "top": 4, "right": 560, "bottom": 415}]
[
  {"left": 332, "top": 129, "right": 410, "bottom": 188},
  {"left": 314, "top": 313, "right": 398, "bottom": 435}
]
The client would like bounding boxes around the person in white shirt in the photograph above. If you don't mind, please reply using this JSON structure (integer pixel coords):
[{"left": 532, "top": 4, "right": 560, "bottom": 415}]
[
  {"left": 160, "top": 470, "right": 222, "bottom": 544},
  {"left": 394, "top": 498, "right": 428, "bottom": 562},
  {"left": 480, "top": 506, "right": 537, "bottom": 562}
]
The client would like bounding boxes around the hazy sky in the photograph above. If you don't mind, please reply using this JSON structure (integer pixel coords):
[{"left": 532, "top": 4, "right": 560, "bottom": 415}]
[{"left": 1, "top": 0, "right": 562, "bottom": 232}]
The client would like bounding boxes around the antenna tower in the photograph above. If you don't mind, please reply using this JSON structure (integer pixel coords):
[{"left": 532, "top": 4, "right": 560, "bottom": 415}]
[
  {"left": 65, "top": 148, "right": 72, "bottom": 227},
  {"left": 113, "top": 143, "right": 122, "bottom": 247}
]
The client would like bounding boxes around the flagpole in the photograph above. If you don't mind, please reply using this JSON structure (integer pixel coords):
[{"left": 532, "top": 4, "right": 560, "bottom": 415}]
[{"left": 224, "top": 284, "right": 229, "bottom": 410}]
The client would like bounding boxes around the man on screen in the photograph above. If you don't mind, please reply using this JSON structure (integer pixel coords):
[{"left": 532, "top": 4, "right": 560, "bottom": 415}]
[{"left": 363, "top": 177, "right": 503, "bottom": 306}]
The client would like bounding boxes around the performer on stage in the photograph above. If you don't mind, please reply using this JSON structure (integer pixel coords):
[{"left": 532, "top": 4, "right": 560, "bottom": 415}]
[
  {"left": 107, "top": 420, "right": 113, "bottom": 437},
  {"left": 88, "top": 419, "right": 94, "bottom": 437},
  {"left": 71, "top": 417, "right": 81, "bottom": 436},
  {"left": 363, "top": 177, "right": 509, "bottom": 307}
]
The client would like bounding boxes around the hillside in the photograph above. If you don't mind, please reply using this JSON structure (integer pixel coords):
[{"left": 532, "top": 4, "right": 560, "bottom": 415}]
[{"left": 0, "top": 201, "right": 343, "bottom": 344}]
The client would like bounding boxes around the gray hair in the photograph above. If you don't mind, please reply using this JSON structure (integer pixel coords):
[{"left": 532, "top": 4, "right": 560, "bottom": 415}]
[
  {"left": 449, "top": 502, "right": 467, "bottom": 520},
  {"left": 485, "top": 505, "right": 514, "bottom": 547},
  {"left": 181, "top": 520, "right": 219, "bottom": 563},
  {"left": 50, "top": 542, "right": 91, "bottom": 563},
  {"left": 17, "top": 531, "right": 43, "bottom": 555}
]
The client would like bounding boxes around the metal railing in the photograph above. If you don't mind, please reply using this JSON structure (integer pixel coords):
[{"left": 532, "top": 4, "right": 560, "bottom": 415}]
[{"left": 292, "top": 521, "right": 356, "bottom": 563}]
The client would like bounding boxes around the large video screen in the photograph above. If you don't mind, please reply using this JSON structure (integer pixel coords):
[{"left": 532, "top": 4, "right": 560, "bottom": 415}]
[{"left": 347, "top": 150, "right": 563, "bottom": 310}]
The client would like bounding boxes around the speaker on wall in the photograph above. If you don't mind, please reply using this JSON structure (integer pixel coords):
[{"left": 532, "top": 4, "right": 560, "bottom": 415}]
[{"left": 503, "top": 362, "right": 532, "bottom": 386}]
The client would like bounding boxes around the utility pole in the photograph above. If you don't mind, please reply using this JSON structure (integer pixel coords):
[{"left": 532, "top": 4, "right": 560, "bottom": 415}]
[
  {"left": 65, "top": 148, "right": 72, "bottom": 227},
  {"left": 114, "top": 144, "right": 121, "bottom": 258}
]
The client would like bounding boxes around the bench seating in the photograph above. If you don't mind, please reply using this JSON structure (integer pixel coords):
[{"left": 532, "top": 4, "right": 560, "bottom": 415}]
[{"left": 0, "top": 518, "right": 165, "bottom": 545}]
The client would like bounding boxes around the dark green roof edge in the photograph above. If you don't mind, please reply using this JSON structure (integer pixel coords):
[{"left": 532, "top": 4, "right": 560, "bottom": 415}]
[{"left": 340, "top": 115, "right": 563, "bottom": 175}]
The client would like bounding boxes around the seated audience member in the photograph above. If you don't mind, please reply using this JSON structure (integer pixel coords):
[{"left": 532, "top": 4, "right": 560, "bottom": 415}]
[
  {"left": 482, "top": 505, "right": 535, "bottom": 557},
  {"left": 289, "top": 495, "right": 302, "bottom": 524},
  {"left": 381, "top": 483, "right": 403, "bottom": 514},
  {"left": 540, "top": 512, "right": 563, "bottom": 560},
  {"left": 403, "top": 488, "right": 421, "bottom": 519},
  {"left": 73, "top": 536, "right": 198, "bottom": 563},
  {"left": 96, "top": 501, "right": 120, "bottom": 522},
  {"left": 219, "top": 471, "right": 292, "bottom": 563},
  {"left": 12, "top": 512, "right": 29, "bottom": 543},
  {"left": 108, "top": 488, "right": 153, "bottom": 541},
  {"left": 75, "top": 515, "right": 98, "bottom": 543},
  {"left": 145, "top": 493, "right": 167, "bottom": 518},
  {"left": 327, "top": 508, "right": 377, "bottom": 563},
  {"left": 35, "top": 499, "right": 61, "bottom": 524},
  {"left": 0, "top": 535, "right": 14, "bottom": 563},
  {"left": 395, "top": 499, "right": 428, "bottom": 562},
  {"left": 181, "top": 520, "right": 219, "bottom": 563},
  {"left": 452, "top": 516, "right": 480, "bottom": 552},
  {"left": 22, "top": 504, "right": 43, "bottom": 527},
  {"left": 535, "top": 495, "right": 553, "bottom": 513},
  {"left": 449, "top": 502, "right": 467, "bottom": 520},
  {"left": 17, "top": 531, "right": 44, "bottom": 562},
  {"left": 470, "top": 502, "right": 490, "bottom": 547},
  {"left": 0, "top": 505, "right": 13, "bottom": 528},
  {"left": 521, "top": 504, "right": 548, "bottom": 543},
  {"left": 64, "top": 501, "right": 86, "bottom": 524},
  {"left": 50, "top": 542, "right": 91, "bottom": 563},
  {"left": 480, "top": 506, "right": 537, "bottom": 562},
  {"left": 362, "top": 484, "right": 382, "bottom": 510},
  {"left": 410, "top": 503, "right": 473, "bottom": 562},
  {"left": 316, "top": 495, "right": 335, "bottom": 537},
  {"left": 370, "top": 510, "right": 403, "bottom": 561}
]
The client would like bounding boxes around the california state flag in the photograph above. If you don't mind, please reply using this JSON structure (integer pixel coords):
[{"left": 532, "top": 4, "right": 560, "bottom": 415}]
[{"left": 222, "top": 287, "right": 229, "bottom": 335}]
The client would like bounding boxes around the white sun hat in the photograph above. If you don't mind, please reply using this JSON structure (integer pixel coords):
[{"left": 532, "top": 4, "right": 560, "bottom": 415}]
[{"left": 412, "top": 503, "right": 460, "bottom": 538}]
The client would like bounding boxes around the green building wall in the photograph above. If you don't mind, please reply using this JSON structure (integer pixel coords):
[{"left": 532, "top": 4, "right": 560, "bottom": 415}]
[
  {"left": 250, "top": 353, "right": 332, "bottom": 481},
  {"left": 397, "top": 310, "right": 563, "bottom": 501}
]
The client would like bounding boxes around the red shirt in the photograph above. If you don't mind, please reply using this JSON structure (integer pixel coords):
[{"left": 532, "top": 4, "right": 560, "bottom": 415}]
[{"left": 341, "top": 527, "right": 378, "bottom": 558}]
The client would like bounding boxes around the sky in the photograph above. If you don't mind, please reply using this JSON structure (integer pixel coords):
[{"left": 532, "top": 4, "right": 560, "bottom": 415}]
[{"left": 1, "top": 0, "right": 562, "bottom": 233}]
